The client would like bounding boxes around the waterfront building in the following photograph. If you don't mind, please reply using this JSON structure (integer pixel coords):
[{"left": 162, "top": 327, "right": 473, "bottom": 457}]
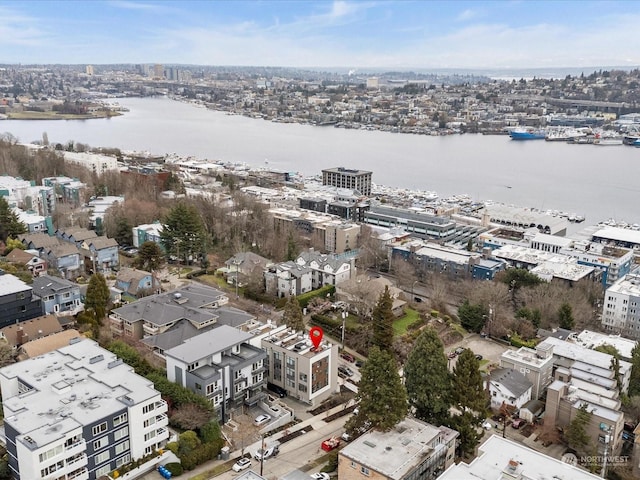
[
  {"left": 482, "top": 205, "right": 568, "bottom": 236},
  {"left": 0, "top": 338, "right": 169, "bottom": 480},
  {"left": 364, "top": 204, "right": 458, "bottom": 240},
  {"left": 62, "top": 152, "right": 118, "bottom": 176},
  {"left": 262, "top": 326, "right": 339, "bottom": 405},
  {"left": 560, "top": 241, "right": 633, "bottom": 287},
  {"left": 338, "top": 417, "right": 458, "bottom": 480},
  {"left": 439, "top": 435, "right": 602, "bottom": 480},
  {"left": 321, "top": 167, "right": 372, "bottom": 196}
]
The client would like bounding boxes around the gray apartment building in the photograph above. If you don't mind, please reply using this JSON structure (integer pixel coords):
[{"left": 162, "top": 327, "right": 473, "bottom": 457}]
[{"left": 322, "top": 167, "right": 372, "bottom": 196}]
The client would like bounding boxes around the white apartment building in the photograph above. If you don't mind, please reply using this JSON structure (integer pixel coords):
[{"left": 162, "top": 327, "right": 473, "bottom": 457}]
[
  {"left": 602, "top": 273, "right": 640, "bottom": 339},
  {"left": 0, "top": 339, "right": 169, "bottom": 480},
  {"left": 63, "top": 152, "right": 118, "bottom": 175}
]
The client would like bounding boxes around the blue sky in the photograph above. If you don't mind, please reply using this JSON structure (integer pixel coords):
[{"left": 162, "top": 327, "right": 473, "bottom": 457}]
[{"left": 1, "top": 1, "right": 639, "bottom": 70}]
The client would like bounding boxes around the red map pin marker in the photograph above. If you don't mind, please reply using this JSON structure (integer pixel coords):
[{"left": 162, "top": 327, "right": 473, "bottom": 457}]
[{"left": 309, "top": 326, "right": 324, "bottom": 350}]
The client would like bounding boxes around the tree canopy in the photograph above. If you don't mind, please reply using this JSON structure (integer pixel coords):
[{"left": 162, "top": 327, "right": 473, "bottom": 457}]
[
  {"left": 133, "top": 241, "right": 166, "bottom": 272},
  {"left": 371, "top": 286, "right": 394, "bottom": 352},
  {"left": 160, "top": 202, "right": 205, "bottom": 263},
  {"left": 629, "top": 343, "right": 640, "bottom": 397},
  {"left": 404, "top": 327, "right": 452, "bottom": 425},
  {"left": 558, "top": 302, "right": 575, "bottom": 330},
  {"left": 282, "top": 296, "right": 304, "bottom": 332},
  {"left": 85, "top": 273, "right": 110, "bottom": 321},
  {"left": 565, "top": 403, "right": 592, "bottom": 454},
  {"left": 348, "top": 346, "right": 407, "bottom": 433},
  {"left": 458, "top": 300, "right": 487, "bottom": 333},
  {"left": 0, "top": 196, "right": 27, "bottom": 243}
]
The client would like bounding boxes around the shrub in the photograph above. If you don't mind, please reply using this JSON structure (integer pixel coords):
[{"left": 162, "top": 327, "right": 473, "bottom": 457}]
[
  {"left": 164, "top": 462, "right": 183, "bottom": 476},
  {"left": 296, "top": 285, "right": 336, "bottom": 309},
  {"left": 166, "top": 442, "right": 179, "bottom": 455},
  {"left": 430, "top": 310, "right": 439, "bottom": 318},
  {"left": 180, "top": 442, "right": 220, "bottom": 470},
  {"left": 510, "top": 333, "right": 538, "bottom": 348}
]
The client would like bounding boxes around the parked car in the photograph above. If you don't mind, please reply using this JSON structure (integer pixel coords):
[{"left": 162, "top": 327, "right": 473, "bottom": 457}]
[
  {"left": 341, "top": 432, "right": 352, "bottom": 442},
  {"left": 267, "top": 382, "right": 287, "bottom": 398},
  {"left": 475, "top": 354, "right": 483, "bottom": 360},
  {"left": 338, "top": 366, "right": 354, "bottom": 377},
  {"left": 455, "top": 347, "right": 465, "bottom": 355},
  {"left": 340, "top": 352, "right": 355, "bottom": 363},
  {"left": 355, "top": 359, "right": 364, "bottom": 368},
  {"left": 447, "top": 351, "right": 457, "bottom": 359},
  {"left": 254, "top": 444, "right": 279, "bottom": 460},
  {"left": 511, "top": 418, "right": 526, "bottom": 429},
  {"left": 482, "top": 421, "right": 492, "bottom": 430},
  {"left": 254, "top": 414, "right": 272, "bottom": 426},
  {"left": 321, "top": 437, "right": 341, "bottom": 452},
  {"left": 232, "top": 457, "right": 252, "bottom": 472},
  {"left": 311, "top": 473, "right": 330, "bottom": 480}
]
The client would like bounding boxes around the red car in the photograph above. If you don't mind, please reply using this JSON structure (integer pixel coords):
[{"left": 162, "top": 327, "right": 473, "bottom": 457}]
[
  {"left": 511, "top": 418, "right": 526, "bottom": 429},
  {"left": 340, "top": 352, "right": 355, "bottom": 363}
]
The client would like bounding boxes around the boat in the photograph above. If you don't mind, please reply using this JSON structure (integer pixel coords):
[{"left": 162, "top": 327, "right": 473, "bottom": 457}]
[
  {"left": 594, "top": 137, "right": 623, "bottom": 146},
  {"left": 545, "top": 127, "right": 588, "bottom": 142},
  {"left": 623, "top": 134, "right": 640, "bottom": 145},
  {"left": 509, "top": 128, "right": 546, "bottom": 140}
]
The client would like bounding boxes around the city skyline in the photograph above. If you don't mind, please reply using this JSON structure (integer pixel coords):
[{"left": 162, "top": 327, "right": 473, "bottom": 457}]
[{"left": 1, "top": 1, "right": 640, "bottom": 70}]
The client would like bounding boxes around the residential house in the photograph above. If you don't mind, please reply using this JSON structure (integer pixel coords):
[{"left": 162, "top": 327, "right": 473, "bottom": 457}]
[
  {"left": 499, "top": 343, "right": 555, "bottom": 400},
  {"left": 17, "top": 329, "right": 82, "bottom": 360},
  {"left": 132, "top": 222, "right": 164, "bottom": 249},
  {"left": 336, "top": 275, "right": 406, "bottom": 317},
  {"left": 0, "top": 273, "right": 43, "bottom": 329},
  {"left": 487, "top": 368, "right": 533, "bottom": 411},
  {"left": 82, "top": 236, "right": 119, "bottom": 273},
  {"left": 31, "top": 275, "right": 83, "bottom": 316},
  {"left": 44, "top": 243, "right": 82, "bottom": 280},
  {"left": 264, "top": 262, "right": 313, "bottom": 298},
  {"left": 338, "top": 417, "right": 458, "bottom": 480},
  {"left": 0, "top": 314, "right": 62, "bottom": 349},
  {"left": 0, "top": 339, "right": 170, "bottom": 480},
  {"left": 109, "top": 284, "right": 229, "bottom": 339},
  {"left": 56, "top": 227, "right": 98, "bottom": 248},
  {"left": 5, "top": 248, "right": 47, "bottom": 276},
  {"left": 439, "top": 436, "right": 602, "bottom": 480},
  {"left": 224, "top": 252, "right": 271, "bottom": 287},
  {"left": 295, "top": 250, "right": 353, "bottom": 289},
  {"left": 18, "top": 232, "right": 60, "bottom": 254},
  {"left": 262, "top": 326, "right": 339, "bottom": 406},
  {"left": 115, "top": 268, "right": 160, "bottom": 299},
  {"left": 165, "top": 325, "right": 267, "bottom": 422}
]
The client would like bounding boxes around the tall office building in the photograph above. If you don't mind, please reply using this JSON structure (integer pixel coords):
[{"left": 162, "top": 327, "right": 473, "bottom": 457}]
[{"left": 321, "top": 167, "right": 372, "bottom": 196}]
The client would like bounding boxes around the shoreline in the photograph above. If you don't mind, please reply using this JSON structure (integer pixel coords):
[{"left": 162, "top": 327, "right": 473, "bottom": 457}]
[{"left": 3, "top": 111, "right": 123, "bottom": 121}]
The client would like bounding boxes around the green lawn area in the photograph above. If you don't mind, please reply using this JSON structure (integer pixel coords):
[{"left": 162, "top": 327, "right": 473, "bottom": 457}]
[{"left": 393, "top": 308, "right": 421, "bottom": 336}]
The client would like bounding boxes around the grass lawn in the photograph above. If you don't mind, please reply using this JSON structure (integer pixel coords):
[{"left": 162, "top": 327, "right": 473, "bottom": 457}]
[{"left": 393, "top": 308, "right": 421, "bottom": 336}]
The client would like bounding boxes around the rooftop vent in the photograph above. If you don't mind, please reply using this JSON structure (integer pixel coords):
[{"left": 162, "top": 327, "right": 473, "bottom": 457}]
[
  {"left": 363, "top": 440, "right": 376, "bottom": 448},
  {"left": 89, "top": 354, "right": 104, "bottom": 364}
]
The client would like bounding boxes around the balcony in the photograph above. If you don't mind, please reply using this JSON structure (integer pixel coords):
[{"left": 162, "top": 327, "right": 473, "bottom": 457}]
[
  {"left": 143, "top": 323, "right": 160, "bottom": 335},
  {"left": 233, "top": 374, "right": 247, "bottom": 385},
  {"left": 64, "top": 439, "right": 86, "bottom": 457},
  {"left": 66, "top": 453, "right": 88, "bottom": 469},
  {"left": 67, "top": 467, "right": 88, "bottom": 480}
]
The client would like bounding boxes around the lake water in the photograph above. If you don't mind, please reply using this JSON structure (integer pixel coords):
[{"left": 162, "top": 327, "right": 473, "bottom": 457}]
[{"left": 2, "top": 96, "right": 639, "bottom": 227}]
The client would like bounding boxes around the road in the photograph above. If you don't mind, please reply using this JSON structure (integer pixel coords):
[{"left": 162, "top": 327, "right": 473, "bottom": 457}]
[{"left": 217, "top": 415, "right": 349, "bottom": 480}]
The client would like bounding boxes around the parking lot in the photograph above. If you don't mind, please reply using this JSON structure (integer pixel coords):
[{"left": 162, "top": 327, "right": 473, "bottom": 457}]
[{"left": 446, "top": 334, "right": 512, "bottom": 370}]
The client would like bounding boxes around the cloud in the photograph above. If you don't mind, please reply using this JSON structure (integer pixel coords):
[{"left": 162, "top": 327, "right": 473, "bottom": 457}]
[
  {"left": 456, "top": 9, "right": 477, "bottom": 22},
  {"left": 108, "top": 1, "right": 175, "bottom": 14},
  {"left": 0, "top": 6, "right": 51, "bottom": 48}
]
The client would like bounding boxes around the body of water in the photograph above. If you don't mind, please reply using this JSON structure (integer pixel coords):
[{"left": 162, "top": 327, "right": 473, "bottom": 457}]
[{"left": 2, "top": 96, "right": 639, "bottom": 227}]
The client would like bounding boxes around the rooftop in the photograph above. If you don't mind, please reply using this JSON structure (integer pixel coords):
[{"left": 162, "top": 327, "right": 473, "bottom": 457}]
[
  {"left": 439, "top": 435, "right": 601, "bottom": 480},
  {"left": 575, "top": 329, "right": 637, "bottom": 359},
  {"left": 0, "top": 273, "right": 32, "bottom": 296},
  {"left": 340, "top": 417, "right": 458, "bottom": 480},
  {"left": 541, "top": 337, "right": 632, "bottom": 377},
  {"left": 164, "top": 324, "right": 254, "bottom": 363},
  {"left": 0, "top": 339, "right": 160, "bottom": 449}
]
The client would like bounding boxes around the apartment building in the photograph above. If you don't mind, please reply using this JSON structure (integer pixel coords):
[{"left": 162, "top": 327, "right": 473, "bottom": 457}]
[
  {"left": 262, "top": 327, "right": 338, "bottom": 406},
  {"left": 0, "top": 339, "right": 169, "bottom": 480},
  {"left": 439, "top": 435, "right": 602, "bottom": 480},
  {"left": 338, "top": 417, "right": 458, "bottom": 480},
  {"left": 62, "top": 152, "right": 118, "bottom": 176},
  {"left": 165, "top": 325, "right": 267, "bottom": 422},
  {"left": 601, "top": 273, "right": 640, "bottom": 339},
  {"left": 0, "top": 273, "right": 43, "bottom": 329},
  {"left": 499, "top": 343, "right": 555, "bottom": 399}
]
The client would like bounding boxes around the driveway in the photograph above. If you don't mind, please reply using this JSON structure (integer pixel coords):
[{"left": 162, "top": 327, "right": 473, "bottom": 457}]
[{"left": 446, "top": 334, "right": 512, "bottom": 371}]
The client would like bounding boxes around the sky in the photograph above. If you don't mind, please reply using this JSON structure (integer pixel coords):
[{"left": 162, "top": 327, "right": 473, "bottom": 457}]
[{"left": 1, "top": 0, "right": 640, "bottom": 70}]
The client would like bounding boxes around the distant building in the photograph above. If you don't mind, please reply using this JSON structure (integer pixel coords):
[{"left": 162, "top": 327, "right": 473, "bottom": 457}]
[
  {"left": 601, "top": 273, "right": 640, "bottom": 338},
  {"left": 338, "top": 417, "right": 458, "bottom": 480},
  {"left": 322, "top": 167, "right": 372, "bottom": 196},
  {"left": 0, "top": 339, "right": 170, "bottom": 480},
  {"left": 85, "top": 65, "right": 94, "bottom": 75},
  {"left": 439, "top": 435, "right": 602, "bottom": 480},
  {"left": 62, "top": 152, "right": 118, "bottom": 176},
  {"left": 132, "top": 222, "right": 164, "bottom": 248}
]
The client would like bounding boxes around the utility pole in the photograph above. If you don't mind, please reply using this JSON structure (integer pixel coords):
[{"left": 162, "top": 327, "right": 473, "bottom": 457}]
[{"left": 259, "top": 434, "right": 265, "bottom": 476}]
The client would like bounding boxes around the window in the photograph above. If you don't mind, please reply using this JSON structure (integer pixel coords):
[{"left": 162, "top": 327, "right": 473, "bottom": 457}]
[
  {"left": 93, "top": 437, "right": 108, "bottom": 450},
  {"left": 95, "top": 450, "right": 110, "bottom": 464},
  {"left": 142, "top": 403, "right": 155, "bottom": 414},
  {"left": 350, "top": 461, "right": 356, "bottom": 469},
  {"left": 116, "top": 453, "right": 131, "bottom": 467},
  {"left": 360, "top": 466, "right": 370, "bottom": 476},
  {"left": 114, "top": 427, "right": 129, "bottom": 441},
  {"left": 92, "top": 422, "right": 108, "bottom": 436},
  {"left": 113, "top": 412, "right": 127, "bottom": 427},
  {"left": 115, "top": 440, "right": 130, "bottom": 455},
  {"left": 299, "top": 373, "right": 307, "bottom": 382},
  {"left": 195, "top": 383, "right": 202, "bottom": 390},
  {"left": 39, "top": 445, "right": 63, "bottom": 463},
  {"left": 95, "top": 464, "right": 111, "bottom": 477},
  {"left": 144, "top": 430, "right": 157, "bottom": 441}
]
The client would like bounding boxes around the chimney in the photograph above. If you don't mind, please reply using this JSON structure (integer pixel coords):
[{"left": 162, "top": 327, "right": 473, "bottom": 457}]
[{"left": 16, "top": 327, "right": 24, "bottom": 346}]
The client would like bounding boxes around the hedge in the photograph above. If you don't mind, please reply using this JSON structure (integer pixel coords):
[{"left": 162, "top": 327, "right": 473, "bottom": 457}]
[
  {"left": 180, "top": 441, "right": 223, "bottom": 471},
  {"left": 510, "top": 333, "right": 538, "bottom": 348},
  {"left": 296, "top": 285, "right": 336, "bottom": 309},
  {"left": 164, "top": 462, "right": 183, "bottom": 476}
]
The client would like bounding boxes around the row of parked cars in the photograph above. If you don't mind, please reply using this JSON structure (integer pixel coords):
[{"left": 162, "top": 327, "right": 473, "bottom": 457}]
[{"left": 448, "top": 347, "right": 482, "bottom": 361}]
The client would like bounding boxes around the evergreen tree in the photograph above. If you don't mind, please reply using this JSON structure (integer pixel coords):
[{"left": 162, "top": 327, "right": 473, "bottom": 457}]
[
  {"left": 85, "top": 273, "right": 110, "bottom": 322},
  {"left": 457, "top": 300, "right": 487, "bottom": 333},
  {"left": 404, "top": 327, "right": 452, "bottom": 425},
  {"left": 282, "top": 296, "right": 304, "bottom": 332},
  {"left": 371, "top": 286, "right": 394, "bottom": 352},
  {"left": 114, "top": 217, "right": 133, "bottom": 246},
  {"left": 566, "top": 403, "right": 592, "bottom": 454},
  {"left": 558, "top": 302, "right": 575, "bottom": 330},
  {"left": 0, "top": 196, "right": 27, "bottom": 243},
  {"left": 347, "top": 346, "right": 407, "bottom": 433},
  {"left": 133, "top": 241, "right": 166, "bottom": 272},
  {"left": 452, "top": 349, "right": 486, "bottom": 414},
  {"left": 160, "top": 202, "right": 205, "bottom": 263},
  {"left": 449, "top": 349, "right": 486, "bottom": 457},
  {"left": 629, "top": 343, "right": 640, "bottom": 397}
]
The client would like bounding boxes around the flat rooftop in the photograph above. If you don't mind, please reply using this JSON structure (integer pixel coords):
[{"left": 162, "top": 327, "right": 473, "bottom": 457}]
[
  {"left": 541, "top": 337, "right": 632, "bottom": 377},
  {"left": 439, "top": 435, "right": 601, "bottom": 480},
  {"left": 340, "top": 417, "right": 457, "bottom": 480},
  {"left": 575, "top": 330, "right": 637, "bottom": 359},
  {"left": 0, "top": 339, "right": 159, "bottom": 450}
]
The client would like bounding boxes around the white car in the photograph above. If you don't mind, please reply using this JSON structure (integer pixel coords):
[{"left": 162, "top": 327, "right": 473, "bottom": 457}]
[
  {"left": 254, "top": 414, "right": 271, "bottom": 426},
  {"left": 311, "top": 473, "right": 330, "bottom": 480},
  {"left": 254, "top": 445, "right": 279, "bottom": 461},
  {"left": 232, "top": 457, "right": 252, "bottom": 472},
  {"left": 482, "top": 421, "right": 492, "bottom": 430}
]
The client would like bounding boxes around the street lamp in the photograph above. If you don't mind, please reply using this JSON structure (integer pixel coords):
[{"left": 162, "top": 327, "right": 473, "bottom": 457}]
[
  {"left": 601, "top": 424, "right": 614, "bottom": 478},
  {"left": 233, "top": 258, "right": 241, "bottom": 299},
  {"left": 411, "top": 280, "right": 418, "bottom": 300}
]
